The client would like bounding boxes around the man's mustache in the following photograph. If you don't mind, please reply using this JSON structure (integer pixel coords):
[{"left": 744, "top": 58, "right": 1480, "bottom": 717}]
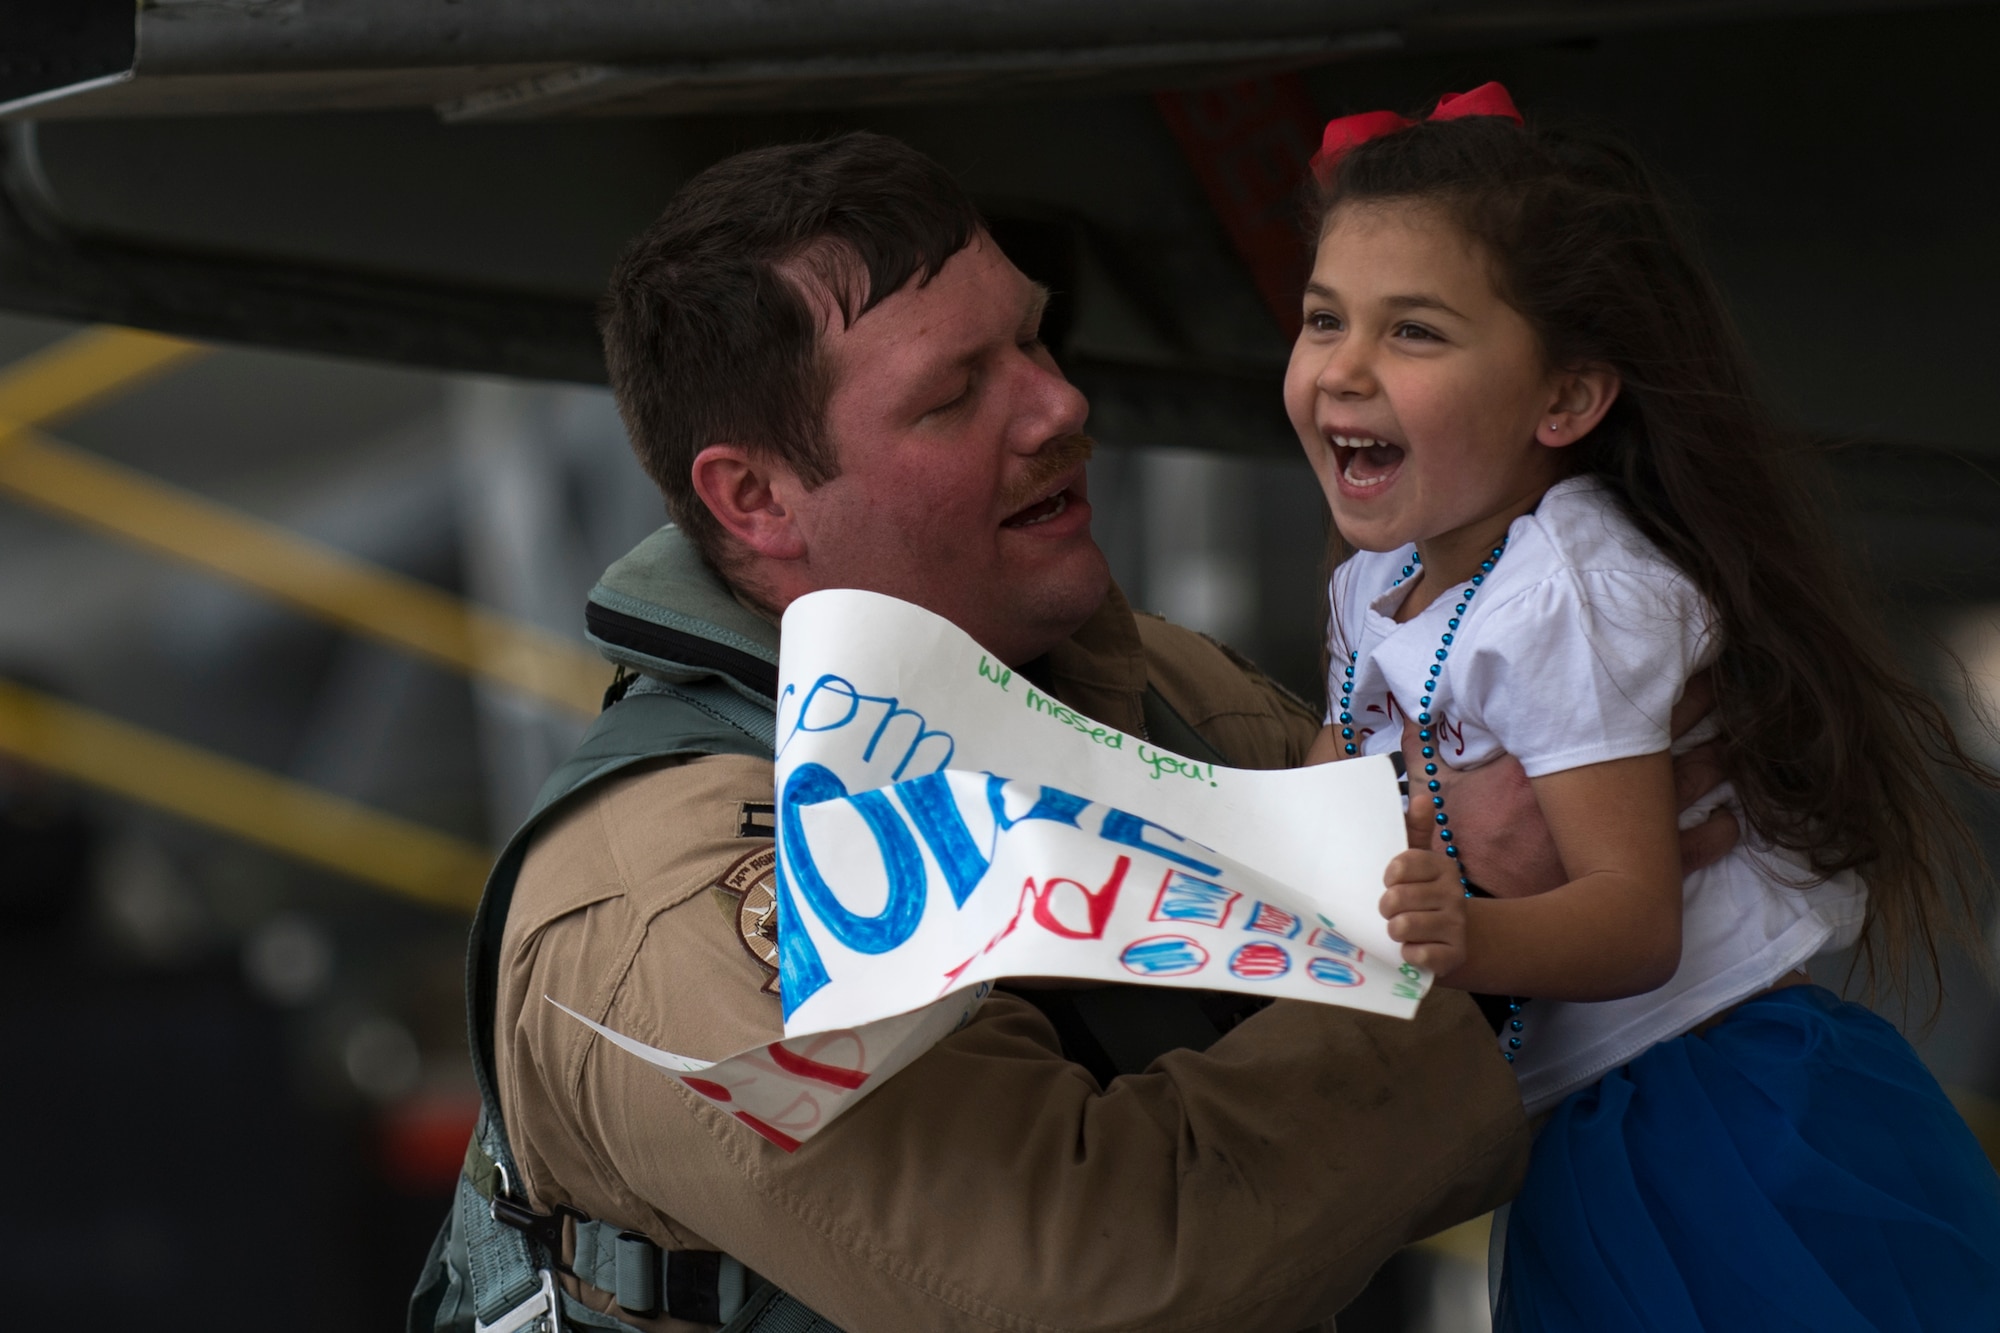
[{"left": 1000, "top": 434, "right": 1095, "bottom": 515}]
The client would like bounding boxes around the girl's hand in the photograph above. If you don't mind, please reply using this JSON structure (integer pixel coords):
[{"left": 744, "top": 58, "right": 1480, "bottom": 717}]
[{"left": 1379, "top": 849, "right": 1467, "bottom": 976}]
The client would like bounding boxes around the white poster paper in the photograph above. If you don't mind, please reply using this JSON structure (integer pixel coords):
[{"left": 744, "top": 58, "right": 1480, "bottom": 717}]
[{"left": 554, "top": 590, "right": 1421, "bottom": 1150}]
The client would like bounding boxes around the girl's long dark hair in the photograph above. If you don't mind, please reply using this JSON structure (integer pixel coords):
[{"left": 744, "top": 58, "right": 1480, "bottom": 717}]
[{"left": 1314, "top": 113, "right": 1994, "bottom": 1001}]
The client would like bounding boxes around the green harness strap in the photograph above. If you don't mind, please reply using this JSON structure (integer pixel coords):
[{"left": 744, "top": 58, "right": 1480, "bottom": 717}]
[
  {"left": 1138, "top": 685, "right": 1227, "bottom": 770},
  {"left": 410, "top": 677, "right": 842, "bottom": 1333}
]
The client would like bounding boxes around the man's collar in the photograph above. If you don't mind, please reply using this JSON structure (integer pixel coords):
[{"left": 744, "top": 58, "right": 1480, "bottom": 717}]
[
  {"left": 587, "top": 524, "right": 1150, "bottom": 730},
  {"left": 586, "top": 525, "right": 781, "bottom": 701}
]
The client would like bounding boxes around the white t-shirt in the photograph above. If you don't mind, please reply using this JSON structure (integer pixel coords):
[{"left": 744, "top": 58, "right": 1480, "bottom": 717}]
[{"left": 1328, "top": 475, "right": 1866, "bottom": 1114}]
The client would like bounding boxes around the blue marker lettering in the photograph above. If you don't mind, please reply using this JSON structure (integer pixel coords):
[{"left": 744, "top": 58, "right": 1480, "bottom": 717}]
[
  {"left": 984, "top": 776, "right": 1090, "bottom": 834},
  {"left": 1098, "top": 808, "right": 1223, "bottom": 876},
  {"left": 896, "top": 772, "right": 990, "bottom": 908},
  {"left": 780, "top": 762, "right": 929, "bottom": 957}
]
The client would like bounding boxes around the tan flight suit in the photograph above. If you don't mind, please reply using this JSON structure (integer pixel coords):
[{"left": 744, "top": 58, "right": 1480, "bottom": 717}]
[{"left": 495, "top": 586, "right": 1529, "bottom": 1333}]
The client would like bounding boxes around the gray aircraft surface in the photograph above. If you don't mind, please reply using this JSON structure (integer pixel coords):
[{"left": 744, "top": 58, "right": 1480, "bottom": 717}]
[{"left": 4, "top": 1, "right": 1997, "bottom": 496}]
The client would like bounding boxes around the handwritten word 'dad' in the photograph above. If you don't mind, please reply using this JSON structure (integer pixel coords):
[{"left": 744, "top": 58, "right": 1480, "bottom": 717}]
[{"left": 551, "top": 590, "right": 1413, "bottom": 1149}]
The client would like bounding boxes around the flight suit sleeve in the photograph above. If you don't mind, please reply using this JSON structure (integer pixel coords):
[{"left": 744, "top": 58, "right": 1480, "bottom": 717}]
[
  {"left": 588, "top": 955, "right": 1519, "bottom": 1323},
  {"left": 505, "top": 759, "right": 1526, "bottom": 1333}
]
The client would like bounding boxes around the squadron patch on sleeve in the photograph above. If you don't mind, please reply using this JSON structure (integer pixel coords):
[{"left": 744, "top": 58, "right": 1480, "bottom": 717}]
[{"left": 710, "top": 846, "right": 781, "bottom": 995}]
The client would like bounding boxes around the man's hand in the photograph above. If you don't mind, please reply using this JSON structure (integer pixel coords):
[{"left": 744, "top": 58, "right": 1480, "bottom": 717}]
[
  {"left": 1402, "top": 669, "right": 1739, "bottom": 897},
  {"left": 1668, "top": 675, "right": 1741, "bottom": 874},
  {"left": 1380, "top": 850, "right": 1468, "bottom": 976}
]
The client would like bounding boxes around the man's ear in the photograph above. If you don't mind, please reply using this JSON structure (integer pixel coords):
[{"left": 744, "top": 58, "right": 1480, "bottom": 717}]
[
  {"left": 1537, "top": 364, "right": 1621, "bottom": 449},
  {"left": 689, "top": 444, "right": 807, "bottom": 561}
]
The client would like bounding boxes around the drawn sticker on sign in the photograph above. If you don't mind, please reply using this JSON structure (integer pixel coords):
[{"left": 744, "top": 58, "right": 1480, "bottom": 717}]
[
  {"left": 1151, "top": 870, "right": 1240, "bottom": 928},
  {"left": 1308, "top": 957, "right": 1364, "bottom": 988},
  {"left": 1307, "top": 925, "right": 1364, "bottom": 961},
  {"left": 1244, "top": 902, "right": 1302, "bottom": 938},
  {"left": 1121, "top": 934, "right": 1210, "bottom": 977},
  {"left": 552, "top": 590, "right": 1417, "bottom": 1149},
  {"left": 1230, "top": 941, "right": 1292, "bottom": 980}
]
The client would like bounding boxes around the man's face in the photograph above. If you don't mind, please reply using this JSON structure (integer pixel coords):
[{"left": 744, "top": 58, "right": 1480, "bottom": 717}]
[{"left": 781, "top": 233, "right": 1109, "bottom": 665}]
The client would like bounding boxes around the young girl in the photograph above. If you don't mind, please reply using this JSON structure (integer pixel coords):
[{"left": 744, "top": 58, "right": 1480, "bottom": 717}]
[{"left": 1294, "top": 85, "right": 2000, "bottom": 1330}]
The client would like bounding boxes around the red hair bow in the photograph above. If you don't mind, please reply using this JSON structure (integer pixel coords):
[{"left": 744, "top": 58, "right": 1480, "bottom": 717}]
[{"left": 1309, "top": 82, "right": 1524, "bottom": 181}]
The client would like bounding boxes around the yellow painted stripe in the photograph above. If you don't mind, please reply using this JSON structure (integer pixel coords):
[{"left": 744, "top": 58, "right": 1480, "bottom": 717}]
[
  {"left": 1412, "top": 1211, "right": 1491, "bottom": 1265},
  {"left": 0, "top": 326, "right": 208, "bottom": 427},
  {"left": 1949, "top": 1085, "right": 2000, "bottom": 1171},
  {"left": 0, "top": 326, "right": 606, "bottom": 714},
  {"left": 0, "top": 424, "right": 607, "bottom": 716},
  {"left": 0, "top": 677, "right": 491, "bottom": 911}
]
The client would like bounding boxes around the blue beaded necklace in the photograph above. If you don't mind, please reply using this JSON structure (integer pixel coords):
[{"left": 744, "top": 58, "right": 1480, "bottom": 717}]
[{"left": 1336, "top": 536, "right": 1529, "bottom": 1063}]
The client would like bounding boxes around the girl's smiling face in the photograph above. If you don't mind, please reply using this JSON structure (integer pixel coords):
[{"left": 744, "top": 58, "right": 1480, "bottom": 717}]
[{"left": 1285, "top": 200, "right": 1616, "bottom": 585}]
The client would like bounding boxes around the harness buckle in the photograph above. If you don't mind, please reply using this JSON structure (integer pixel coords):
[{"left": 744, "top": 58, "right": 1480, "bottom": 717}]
[
  {"left": 488, "top": 1163, "right": 586, "bottom": 1278},
  {"left": 473, "top": 1267, "right": 565, "bottom": 1333}
]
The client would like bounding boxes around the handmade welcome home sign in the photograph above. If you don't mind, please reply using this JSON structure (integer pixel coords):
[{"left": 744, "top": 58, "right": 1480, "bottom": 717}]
[{"left": 556, "top": 590, "right": 1415, "bottom": 1150}]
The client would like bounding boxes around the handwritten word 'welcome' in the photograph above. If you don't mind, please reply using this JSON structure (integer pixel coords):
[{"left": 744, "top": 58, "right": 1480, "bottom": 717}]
[{"left": 777, "top": 673, "right": 957, "bottom": 782}]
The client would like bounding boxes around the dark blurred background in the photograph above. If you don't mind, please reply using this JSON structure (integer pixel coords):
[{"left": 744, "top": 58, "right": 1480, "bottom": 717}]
[{"left": 3, "top": 3, "right": 1999, "bottom": 1329}]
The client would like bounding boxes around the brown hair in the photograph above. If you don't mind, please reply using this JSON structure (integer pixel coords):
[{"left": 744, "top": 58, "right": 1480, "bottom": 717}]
[
  {"left": 601, "top": 132, "right": 981, "bottom": 570},
  {"left": 1313, "top": 112, "right": 1994, "bottom": 1000}
]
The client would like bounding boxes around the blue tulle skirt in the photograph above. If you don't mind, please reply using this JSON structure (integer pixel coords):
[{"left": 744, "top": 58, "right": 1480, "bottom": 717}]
[{"left": 1496, "top": 985, "right": 2000, "bottom": 1333}]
